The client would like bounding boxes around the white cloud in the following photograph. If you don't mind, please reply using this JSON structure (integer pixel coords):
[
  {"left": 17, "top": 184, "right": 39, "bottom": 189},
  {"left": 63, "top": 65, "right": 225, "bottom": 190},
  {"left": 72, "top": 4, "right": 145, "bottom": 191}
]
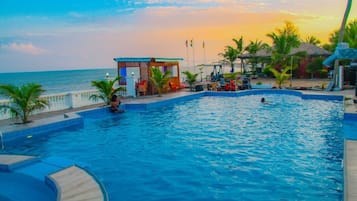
[{"left": 1, "top": 42, "right": 48, "bottom": 55}]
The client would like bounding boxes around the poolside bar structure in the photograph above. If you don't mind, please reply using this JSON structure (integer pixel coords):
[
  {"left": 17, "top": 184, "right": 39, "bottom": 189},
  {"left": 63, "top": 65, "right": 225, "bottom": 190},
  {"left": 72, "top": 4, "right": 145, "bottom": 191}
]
[{"left": 113, "top": 57, "right": 183, "bottom": 95}]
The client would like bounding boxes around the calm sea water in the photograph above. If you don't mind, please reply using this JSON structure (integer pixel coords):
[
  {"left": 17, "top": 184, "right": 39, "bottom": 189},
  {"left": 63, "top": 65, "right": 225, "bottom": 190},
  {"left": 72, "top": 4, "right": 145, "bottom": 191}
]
[
  {"left": 0, "top": 68, "right": 117, "bottom": 98},
  {"left": 2, "top": 95, "right": 344, "bottom": 201}
]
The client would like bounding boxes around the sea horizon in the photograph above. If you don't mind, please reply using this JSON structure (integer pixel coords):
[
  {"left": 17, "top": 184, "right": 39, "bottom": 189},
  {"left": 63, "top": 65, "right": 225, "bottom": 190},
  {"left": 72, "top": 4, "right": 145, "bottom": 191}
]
[
  {"left": 0, "top": 67, "right": 118, "bottom": 99},
  {"left": 0, "top": 66, "right": 114, "bottom": 74}
]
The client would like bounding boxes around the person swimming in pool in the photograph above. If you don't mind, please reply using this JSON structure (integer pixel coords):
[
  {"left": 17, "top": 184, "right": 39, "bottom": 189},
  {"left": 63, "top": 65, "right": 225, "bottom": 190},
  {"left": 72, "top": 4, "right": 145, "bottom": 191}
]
[
  {"left": 110, "top": 94, "right": 124, "bottom": 113},
  {"left": 261, "top": 97, "right": 269, "bottom": 104}
]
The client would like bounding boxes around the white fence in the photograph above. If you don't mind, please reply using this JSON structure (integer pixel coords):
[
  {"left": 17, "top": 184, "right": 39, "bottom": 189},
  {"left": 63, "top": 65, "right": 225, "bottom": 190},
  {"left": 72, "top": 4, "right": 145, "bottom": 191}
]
[{"left": 0, "top": 89, "right": 127, "bottom": 121}]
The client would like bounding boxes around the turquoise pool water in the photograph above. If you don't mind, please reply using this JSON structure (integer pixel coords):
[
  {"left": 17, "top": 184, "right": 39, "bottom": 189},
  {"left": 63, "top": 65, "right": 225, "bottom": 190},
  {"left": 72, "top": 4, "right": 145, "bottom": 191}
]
[
  {"left": 3, "top": 94, "right": 344, "bottom": 201},
  {"left": 0, "top": 172, "right": 55, "bottom": 201}
]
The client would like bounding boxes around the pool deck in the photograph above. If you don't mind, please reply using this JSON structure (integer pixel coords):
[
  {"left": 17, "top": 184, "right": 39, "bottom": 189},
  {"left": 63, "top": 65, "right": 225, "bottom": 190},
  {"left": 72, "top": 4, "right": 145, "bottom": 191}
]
[{"left": 0, "top": 89, "right": 356, "bottom": 201}]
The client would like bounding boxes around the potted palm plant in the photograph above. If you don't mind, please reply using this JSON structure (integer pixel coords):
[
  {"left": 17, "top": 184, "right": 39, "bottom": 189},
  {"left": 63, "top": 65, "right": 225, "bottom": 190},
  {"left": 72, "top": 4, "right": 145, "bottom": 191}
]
[
  {"left": 0, "top": 83, "right": 49, "bottom": 123},
  {"left": 268, "top": 67, "right": 291, "bottom": 89},
  {"left": 149, "top": 67, "right": 171, "bottom": 97},
  {"left": 182, "top": 71, "right": 198, "bottom": 91},
  {"left": 89, "top": 76, "right": 124, "bottom": 105}
]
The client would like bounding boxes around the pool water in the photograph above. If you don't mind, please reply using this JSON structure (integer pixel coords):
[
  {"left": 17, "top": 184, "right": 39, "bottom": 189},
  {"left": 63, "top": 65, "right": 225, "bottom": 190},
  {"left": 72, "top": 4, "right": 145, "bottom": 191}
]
[
  {"left": 0, "top": 172, "right": 56, "bottom": 201},
  {"left": 3, "top": 95, "right": 344, "bottom": 201}
]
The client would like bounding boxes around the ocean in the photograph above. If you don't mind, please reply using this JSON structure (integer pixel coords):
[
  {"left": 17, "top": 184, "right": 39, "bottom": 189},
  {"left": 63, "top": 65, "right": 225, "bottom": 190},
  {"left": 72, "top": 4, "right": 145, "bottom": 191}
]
[{"left": 0, "top": 68, "right": 117, "bottom": 99}]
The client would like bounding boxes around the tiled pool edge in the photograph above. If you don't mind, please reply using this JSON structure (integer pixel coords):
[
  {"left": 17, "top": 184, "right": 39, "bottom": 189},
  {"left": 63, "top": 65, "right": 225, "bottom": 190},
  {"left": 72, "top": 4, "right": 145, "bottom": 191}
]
[
  {"left": 204, "top": 89, "right": 344, "bottom": 101},
  {"left": 344, "top": 112, "right": 357, "bottom": 201},
  {"left": 1, "top": 113, "right": 83, "bottom": 145},
  {"left": 1, "top": 89, "right": 353, "bottom": 201}
]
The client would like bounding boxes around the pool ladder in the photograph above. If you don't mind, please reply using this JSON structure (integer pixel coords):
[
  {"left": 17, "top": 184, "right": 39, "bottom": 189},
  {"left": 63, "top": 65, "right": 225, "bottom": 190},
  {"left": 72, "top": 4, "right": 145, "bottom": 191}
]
[{"left": 0, "top": 131, "right": 4, "bottom": 150}]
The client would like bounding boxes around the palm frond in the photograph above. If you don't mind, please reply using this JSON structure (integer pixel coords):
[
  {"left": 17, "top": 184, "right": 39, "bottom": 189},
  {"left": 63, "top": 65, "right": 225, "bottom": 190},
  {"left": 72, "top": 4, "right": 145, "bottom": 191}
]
[
  {"left": 90, "top": 76, "right": 121, "bottom": 105},
  {"left": 182, "top": 71, "right": 198, "bottom": 91},
  {"left": 149, "top": 68, "right": 171, "bottom": 96},
  {"left": 0, "top": 83, "right": 48, "bottom": 123}
]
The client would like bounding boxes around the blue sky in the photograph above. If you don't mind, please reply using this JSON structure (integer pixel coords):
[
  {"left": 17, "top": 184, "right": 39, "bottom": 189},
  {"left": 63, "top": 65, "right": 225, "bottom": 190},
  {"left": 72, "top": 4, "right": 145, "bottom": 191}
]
[{"left": 0, "top": 0, "right": 356, "bottom": 72}]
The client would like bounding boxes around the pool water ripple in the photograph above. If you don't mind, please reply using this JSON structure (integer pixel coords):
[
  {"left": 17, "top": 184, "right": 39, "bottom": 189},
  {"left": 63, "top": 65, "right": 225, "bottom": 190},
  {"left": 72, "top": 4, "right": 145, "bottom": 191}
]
[{"left": 2, "top": 94, "right": 344, "bottom": 201}]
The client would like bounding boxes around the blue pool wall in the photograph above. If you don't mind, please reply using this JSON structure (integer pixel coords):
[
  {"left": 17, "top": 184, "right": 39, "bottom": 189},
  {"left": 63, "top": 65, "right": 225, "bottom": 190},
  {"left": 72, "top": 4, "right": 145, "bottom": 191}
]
[
  {"left": 345, "top": 113, "right": 357, "bottom": 121},
  {"left": 2, "top": 115, "right": 83, "bottom": 145},
  {"left": 2, "top": 89, "right": 354, "bottom": 145}
]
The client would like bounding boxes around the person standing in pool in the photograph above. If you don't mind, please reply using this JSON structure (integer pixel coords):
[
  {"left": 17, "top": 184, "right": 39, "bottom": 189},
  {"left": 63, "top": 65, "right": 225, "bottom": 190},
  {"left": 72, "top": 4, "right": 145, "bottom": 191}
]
[{"left": 110, "top": 94, "right": 124, "bottom": 113}]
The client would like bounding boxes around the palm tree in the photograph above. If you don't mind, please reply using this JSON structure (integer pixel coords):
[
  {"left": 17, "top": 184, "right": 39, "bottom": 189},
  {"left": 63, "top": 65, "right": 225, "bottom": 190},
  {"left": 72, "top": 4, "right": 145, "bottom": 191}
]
[
  {"left": 268, "top": 67, "right": 291, "bottom": 89},
  {"left": 219, "top": 36, "right": 245, "bottom": 73},
  {"left": 266, "top": 21, "right": 300, "bottom": 82},
  {"left": 149, "top": 67, "right": 171, "bottom": 97},
  {"left": 219, "top": 46, "right": 239, "bottom": 73},
  {"left": 182, "top": 71, "right": 198, "bottom": 91},
  {"left": 233, "top": 36, "right": 244, "bottom": 55},
  {"left": 328, "top": 19, "right": 357, "bottom": 49},
  {"left": 232, "top": 36, "right": 245, "bottom": 72},
  {"left": 344, "top": 19, "right": 357, "bottom": 48},
  {"left": 305, "top": 36, "right": 321, "bottom": 46},
  {"left": 0, "top": 83, "right": 48, "bottom": 123},
  {"left": 245, "top": 40, "right": 269, "bottom": 75},
  {"left": 89, "top": 76, "right": 124, "bottom": 105},
  {"left": 267, "top": 21, "right": 300, "bottom": 58}
]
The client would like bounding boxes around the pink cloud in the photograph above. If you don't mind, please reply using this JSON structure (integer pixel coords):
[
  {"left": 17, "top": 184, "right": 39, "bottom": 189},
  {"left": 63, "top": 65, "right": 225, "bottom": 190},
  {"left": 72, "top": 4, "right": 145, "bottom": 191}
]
[{"left": 2, "top": 42, "right": 48, "bottom": 55}]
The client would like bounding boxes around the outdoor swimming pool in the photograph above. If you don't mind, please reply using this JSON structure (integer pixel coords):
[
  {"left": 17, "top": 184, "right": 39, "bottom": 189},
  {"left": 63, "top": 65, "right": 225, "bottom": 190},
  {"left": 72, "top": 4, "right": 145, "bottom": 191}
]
[{"left": 2, "top": 93, "right": 344, "bottom": 201}]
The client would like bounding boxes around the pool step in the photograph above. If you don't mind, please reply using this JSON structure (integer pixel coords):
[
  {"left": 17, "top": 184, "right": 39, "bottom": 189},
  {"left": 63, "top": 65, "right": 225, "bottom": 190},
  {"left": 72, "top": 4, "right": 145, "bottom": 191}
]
[
  {"left": 48, "top": 165, "right": 108, "bottom": 201},
  {"left": 0, "top": 154, "right": 39, "bottom": 172}
]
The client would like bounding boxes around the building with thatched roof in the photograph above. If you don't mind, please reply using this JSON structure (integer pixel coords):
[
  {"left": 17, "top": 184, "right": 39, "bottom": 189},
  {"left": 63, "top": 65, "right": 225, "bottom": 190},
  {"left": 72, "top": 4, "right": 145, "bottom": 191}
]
[
  {"left": 239, "top": 43, "right": 331, "bottom": 78},
  {"left": 293, "top": 43, "right": 331, "bottom": 78},
  {"left": 240, "top": 42, "right": 331, "bottom": 58},
  {"left": 290, "top": 43, "right": 331, "bottom": 56}
]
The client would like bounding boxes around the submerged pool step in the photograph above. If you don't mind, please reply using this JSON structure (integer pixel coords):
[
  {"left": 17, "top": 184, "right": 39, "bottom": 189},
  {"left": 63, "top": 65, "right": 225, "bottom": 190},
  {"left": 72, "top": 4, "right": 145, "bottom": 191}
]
[
  {"left": 0, "top": 155, "right": 39, "bottom": 172},
  {"left": 47, "top": 165, "right": 108, "bottom": 201},
  {"left": 0, "top": 155, "right": 108, "bottom": 201}
]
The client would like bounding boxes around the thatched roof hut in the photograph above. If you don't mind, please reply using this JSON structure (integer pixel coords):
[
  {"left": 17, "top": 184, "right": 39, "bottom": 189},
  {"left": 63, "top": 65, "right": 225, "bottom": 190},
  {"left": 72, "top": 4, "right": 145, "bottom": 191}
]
[
  {"left": 239, "top": 42, "right": 331, "bottom": 58},
  {"left": 290, "top": 43, "right": 331, "bottom": 56}
]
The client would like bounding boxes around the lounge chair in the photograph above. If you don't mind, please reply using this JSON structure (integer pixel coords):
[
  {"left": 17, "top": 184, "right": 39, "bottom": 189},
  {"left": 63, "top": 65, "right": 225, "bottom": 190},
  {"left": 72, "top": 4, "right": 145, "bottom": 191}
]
[
  {"left": 137, "top": 80, "right": 147, "bottom": 96},
  {"left": 169, "top": 81, "right": 179, "bottom": 92}
]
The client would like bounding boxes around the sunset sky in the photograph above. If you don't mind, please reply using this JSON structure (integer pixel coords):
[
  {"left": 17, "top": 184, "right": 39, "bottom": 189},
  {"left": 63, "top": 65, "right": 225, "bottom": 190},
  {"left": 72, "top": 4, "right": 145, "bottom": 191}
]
[{"left": 0, "top": 0, "right": 356, "bottom": 72}]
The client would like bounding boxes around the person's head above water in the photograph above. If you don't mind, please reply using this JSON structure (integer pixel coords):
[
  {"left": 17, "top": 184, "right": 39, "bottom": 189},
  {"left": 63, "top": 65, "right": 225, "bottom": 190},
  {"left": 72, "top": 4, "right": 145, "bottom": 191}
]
[
  {"left": 111, "top": 94, "right": 118, "bottom": 102},
  {"left": 261, "top": 97, "right": 265, "bottom": 103}
]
